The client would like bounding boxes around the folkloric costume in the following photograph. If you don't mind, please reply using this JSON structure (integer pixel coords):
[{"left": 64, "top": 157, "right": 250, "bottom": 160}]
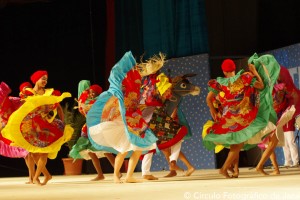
[
  {"left": 0, "top": 82, "right": 28, "bottom": 158},
  {"left": 143, "top": 72, "right": 194, "bottom": 150},
  {"left": 276, "top": 66, "right": 300, "bottom": 165},
  {"left": 69, "top": 80, "right": 107, "bottom": 160},
  {"left": 86, "top": 51, "right": 165, "bottom": 155},
  {"left": 203, "top": 53, "right": 282, "bottom": 151},
  {"left": 2, "top": 70, "right": 73, "bottom": 159},
  {"left": 19, "top": 82, "right": 33, "bottom": 99}
]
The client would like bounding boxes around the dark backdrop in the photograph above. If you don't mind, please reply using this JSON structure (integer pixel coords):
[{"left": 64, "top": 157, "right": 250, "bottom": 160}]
[
  {"left": 205, "top": 0, "right": 300, "bottom": 78},
  {"left": 0, "top": 0, "right": 107, "bottom": 98}
]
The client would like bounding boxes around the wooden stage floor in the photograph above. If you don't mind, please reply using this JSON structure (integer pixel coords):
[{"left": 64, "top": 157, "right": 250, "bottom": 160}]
[{"left": 1, "top": 167, "right": 300, "bottom": 200}]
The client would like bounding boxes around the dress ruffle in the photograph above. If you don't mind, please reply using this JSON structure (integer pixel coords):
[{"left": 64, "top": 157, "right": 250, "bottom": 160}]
[
  {"left": 203, "top": 53, "right": 280, "bottom": 150},
  {"left": 69, "top": 136, "right": 106, "bottom": 160},
  {"left": 0, "top": 82, "right": 29, "bottom": 158},
  {"left": 2, "top": 92, "right": 73, "bottom": 159},
  {"left": 0, "top": 139, "right": 28, "bottom": 158},
  {"left": 87, "top": 51, "right": 158, "bottom": 154}
]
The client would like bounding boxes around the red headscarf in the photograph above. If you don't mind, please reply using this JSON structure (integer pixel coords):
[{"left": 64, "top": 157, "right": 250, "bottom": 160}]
[
  {"left": 19, "top": 82, "right": 32, "bottom": 92},
  {"left": 30, "top": 70, "right": 48, "bottom": 84},
  {"left": 221, "top": 59, "right": 236, "bottom": 72},
  {"left": 89, "top": 84, "right": 103, "bottom": 96}
]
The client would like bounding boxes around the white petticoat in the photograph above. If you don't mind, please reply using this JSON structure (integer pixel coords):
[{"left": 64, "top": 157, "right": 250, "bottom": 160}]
[{"left": 89, "top": 119, "right": 157, "bottom": 154}]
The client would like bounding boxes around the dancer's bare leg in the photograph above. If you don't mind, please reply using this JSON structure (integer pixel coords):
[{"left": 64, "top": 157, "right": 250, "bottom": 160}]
[
  {"left": 231, "top": 157, "right": 239, "bottom": 178},
  {"left": 32, "top": 153, "right": 49, "bottom": 186},
  {"left": 89, "top": 152, "right": 105, "bottom": 181},
  {"left": 105, "top": 153, "right": 115, "bottom": 166},
  {"left": 24, "top": 153, "right": 35, "bottom": 184},
  {"left": 256, "top": 134, "right": 278, "bottom": 176},
  {"left": 32, "top": 153, "right": 52, "bottom": 185},
  {"left": 178, "top": 151, "right": 195, "bottom": 176},
  {"left": 125, "top": 150, "right": 142, "bottom": 183},
  {"left": 104, "top": 153, "right": 121, "bottom": 178},
  {"left": 162, "top": 148, "right": 182, "bottom": 177},
  {"left": 219, "top": 143, "right": 243, "bottom": 178},
  {"left": 114, "top": 152, "right": 127, "bottom": 183},
  {"left": 41, "top": 165, "right": 52, "bottom": 185},
  {"left": 269, "top": 151, "right": 280, "bottom": 175},
  {"left": 161, "top": 149, "right": 176, "bottom": 177}
]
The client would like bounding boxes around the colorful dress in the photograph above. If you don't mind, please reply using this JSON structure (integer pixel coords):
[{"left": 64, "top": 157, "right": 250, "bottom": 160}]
[
  {"left": 86, "top": 51, "right": 157, "bottom": 155},
  {"left": 141, "top": 74, "right": 190, "bottom": 150},
  {"left": 203, "top": 53, "right": 280, "bottom": 150},
  {"left": 0, "top": 82, "right": 28, "bottom": 158},
  {"left": 69, "top": 80, "right": 107, "bottom": 160},
  {"left": 258, "top": 66, "right": 297, "bottom": 149},
  {"left": 2, "top": 87, "right": 73, "bottom": 159}
]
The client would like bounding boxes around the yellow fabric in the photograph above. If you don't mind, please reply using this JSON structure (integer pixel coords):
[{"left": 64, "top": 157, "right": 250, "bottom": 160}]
[
  {"left": 202, "top": 120, "right": 224, "bottom": 153},
  {"left": 156, "top": 73, "right": 172, "bottom": 95},
  {"left": 26, "top": 88, "right": 54, "bottom": 97},
  {"left": 2, "top": 92, "right": 73, "bottom": 159},
  {"left": 26, "top": 88, "right": 57, "bottom": 122}
]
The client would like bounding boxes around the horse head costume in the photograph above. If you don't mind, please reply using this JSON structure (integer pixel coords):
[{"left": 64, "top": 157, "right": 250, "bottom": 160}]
[{"left": 144, "top": 72, "right": 200, "bottom": 150}]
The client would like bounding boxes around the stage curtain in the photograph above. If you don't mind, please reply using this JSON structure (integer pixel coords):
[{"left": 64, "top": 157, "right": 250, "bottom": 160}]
[
  {"left": 105, "top": 0, "right": 116, "bottom": 88},
  {"left": 114, "top": 0, "right": 144, "bottom": 61},
  {"left": 142, "top": 0, "right": 209, "bottom": 58}
]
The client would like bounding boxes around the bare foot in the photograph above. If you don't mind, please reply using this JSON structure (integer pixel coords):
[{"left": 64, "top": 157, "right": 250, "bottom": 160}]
[
  {"left": 118, "top": 172, "right": 123, "bottom": 178},
  {"left": 170, "top": 161, "right": 184, "bottom": 172},
  {"left": 114, "top": 174, "right": 123, "bottom": 184},
  {"left": 270, "top": 169, "right": 280, "bottom": 175},
  {"left": 227, "top": 165, "right": 234, "bottom": 174},
  {"left": 41, "top": 175, "right": 52, "bottom": 185},
  {"left": 125, "top": 177, "right": 142, "bottom": 183},
  {"left": 219, "top": 169, "right": 231, "bottom": 178},
  {"left": 231, "top": 172, "right": 239, "bottom": 178},
  {"left": 164, "top": 170, "right": 177, "bottom": 177},
  {"left": 185, "top": 167, "right": 195, "bottom": 176},
  {"left": 26, "top": 177, "right": 40, "bottom": 184},
  {"left": 143, "top": 175, "right": 158, "bottom": 180},
  {"left": 33, "top": 178, "right": 42, "bottom": 186},
  {"left": 25, "top": 180, "right": 34, "bottom": 184},
  {"left": 90, "top": 175, "right": 105, "bottom": 181},
  {"left": 256, "top": 167, "right": 269, "bottom": 176}
]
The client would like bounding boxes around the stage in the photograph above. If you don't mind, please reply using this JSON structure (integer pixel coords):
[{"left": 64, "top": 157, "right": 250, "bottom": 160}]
[{"left": 0, "top": 167, "right": 299, "bottom": 200}]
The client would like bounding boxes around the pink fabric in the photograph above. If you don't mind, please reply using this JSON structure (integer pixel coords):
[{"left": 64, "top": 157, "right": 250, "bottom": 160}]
[
  {"left": 278, "top": 66, "right": 300, "bottom": 131},
  {"left": 0, "top": 140, "right": 28, "bottom": 158}
]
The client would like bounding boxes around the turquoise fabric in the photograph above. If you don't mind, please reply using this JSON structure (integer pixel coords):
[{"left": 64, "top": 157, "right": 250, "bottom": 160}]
[
  {"left": 115, "top": 0, "right": 208, "bottom": 59},
  {"left": 86, "top": 51, "right": 158, "bottom": 154},
  {"left": 77, "top": 80, "right": 90, "bottom": 99},
  {"left": 142, "top": 0, "right": 208, "bottom": 57},
  {"left": 177, "top": 107, "right": 193, "bottom": 140}
]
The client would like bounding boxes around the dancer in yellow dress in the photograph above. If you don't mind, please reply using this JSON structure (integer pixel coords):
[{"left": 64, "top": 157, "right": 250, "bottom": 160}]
[{"left": 2, "top": 70, "right": 73, "bottom": 185}]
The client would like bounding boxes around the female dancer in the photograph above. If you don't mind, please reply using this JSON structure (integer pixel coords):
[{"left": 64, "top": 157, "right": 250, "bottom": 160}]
[
  {"left": 69, "top": 80, "right": 117, "bottom": 181},
  {"left": 87, "top": 51, "right": 165, "bottom": 183},
  {"left": 255, "top": 65, "right": 298, "bottom": 175},
  {"left": 0, "top": 81, "right": 34, "bottom": 183},
  {"left": 2, "top": 70, "right": 73, "bottom": 185},
  {"left": 203, "top": 54, "right": 280, "bottom": 178}
]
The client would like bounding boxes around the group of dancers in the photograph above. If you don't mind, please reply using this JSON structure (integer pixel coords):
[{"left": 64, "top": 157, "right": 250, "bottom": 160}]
[{"left": 0, "top": 51, "right": 299, "bottom": 185}]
